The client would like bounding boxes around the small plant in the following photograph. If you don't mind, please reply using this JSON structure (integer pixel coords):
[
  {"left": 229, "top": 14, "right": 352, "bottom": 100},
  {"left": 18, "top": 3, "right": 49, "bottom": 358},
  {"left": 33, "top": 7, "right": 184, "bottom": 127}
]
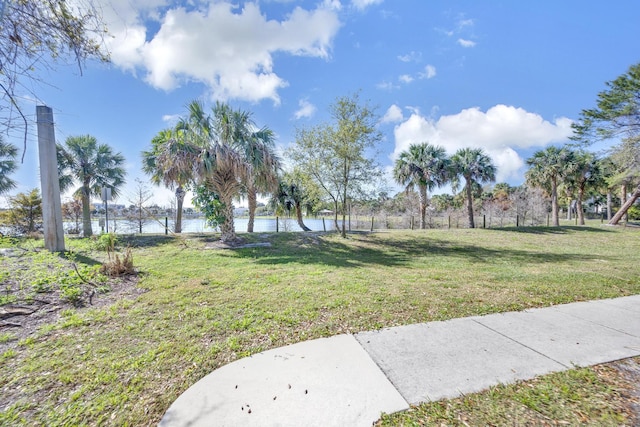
[
  {"left": 100, "top": 247, "right": 135, "bottom": 277},
  {"left": 95, "top": 233, "right": 117, "bottom": 252},
  {"left": 60, "top": 284, "right": 83, "bottom": 305}
]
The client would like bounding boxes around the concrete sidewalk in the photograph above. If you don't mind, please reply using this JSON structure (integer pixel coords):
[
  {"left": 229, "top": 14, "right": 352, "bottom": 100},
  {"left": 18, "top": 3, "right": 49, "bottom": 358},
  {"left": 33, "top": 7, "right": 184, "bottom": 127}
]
[{"left": 159, "top": 295, "right": 640, "bottom": 427}]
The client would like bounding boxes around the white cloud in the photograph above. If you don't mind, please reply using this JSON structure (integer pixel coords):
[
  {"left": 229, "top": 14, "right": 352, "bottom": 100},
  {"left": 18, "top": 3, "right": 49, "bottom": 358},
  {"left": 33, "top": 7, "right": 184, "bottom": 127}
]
[
  {"left": 399, "top": 74, "right": 414, "bottom": 84},
  {"left": 418, "top": 64, "right": 437, "bottom": 79},
  {"left": 351, "top": 0, "right": 383, "bottom": 10},
  {"left": 376, "top": 81, "right": 399, "bottom": 91},
  {"left": 161, "top": 114, "right": 180, "bottom": 123},
  {"left": 457, "top": 38, "right": 476, "bottom": 48},
  {"left": 381, "top": 104, "right": 404, "bottom": 123},
  {"left": 390, "top": 105, "right": 574, "bottom": 183},
  {"left": 397, "top": 51, "right": 421, "bottom": 62},
  {"left": 102, "top": 2, "right": 341, "bottom": 104},
  {"left": 294, "top": 99, "right": 317, "bottom": 119}
]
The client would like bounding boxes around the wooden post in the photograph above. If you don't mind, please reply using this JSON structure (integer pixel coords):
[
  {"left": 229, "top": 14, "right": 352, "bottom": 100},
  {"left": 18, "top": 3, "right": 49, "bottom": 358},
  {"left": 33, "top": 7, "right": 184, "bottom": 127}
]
[
  {"left": 370, "top": 216, "right": 374, "bottom": 232},
  {"left": 322, "top": 217, "right": 326, "bottom": 232},
  {"left": 516, "top": 215, "right": 519, "bottom": 227},
  {"left": 483, "top": 215, "right": 486, "bottom": 229},
  {"left": 36, "top": 106, "right": 65, "bottom": 252},
  {"left": 165, "top": 217, "right": 168, "bottom": 235},
  {"left": 276, "top": 216, "right": 279, "bottom": 232}
]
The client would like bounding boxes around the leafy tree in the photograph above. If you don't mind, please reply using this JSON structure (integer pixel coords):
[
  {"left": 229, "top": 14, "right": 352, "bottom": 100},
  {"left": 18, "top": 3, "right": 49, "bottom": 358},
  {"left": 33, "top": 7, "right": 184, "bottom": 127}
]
[
  {"left": 451, "top": 148, "right": 496, "bottom": 228},
  {"left": 606, "top": 136, "right": 640, "bottom": 224},
  {"left": 57, "top": 135, "right": 126, "bottom": 237},
  {"left": 0, "top": 0, "right": 109, "bottom": 153},
  {"left": 525, "top": 146, "right": 574, "bottom": 226},
  {"left": 0, "top": 137, "right": 17, "bottom": 194},
  {"left": 0, "top": 188, "right": 42, "bottom": 234},
  {"left": 572, "top": 63, "right": 640, "bottom": 224},
  {"left": 191, "top": 184, "right": 224, "bottom": 229},
  {"left": 142, "top": 128, "right": 193, "bottom": 233},
  {"left": 291, "top": 93, "right": 383, "bottom": 238},
  {"left": 393, "top": 143, "right": 450, "bottom": 229}
]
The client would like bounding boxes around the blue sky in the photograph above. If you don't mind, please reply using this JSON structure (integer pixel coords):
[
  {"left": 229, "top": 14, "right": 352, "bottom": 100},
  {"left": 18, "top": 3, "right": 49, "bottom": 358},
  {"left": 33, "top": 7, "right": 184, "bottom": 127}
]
[{"left": 6, "top": 0, "right": 640, "bottom": 207}]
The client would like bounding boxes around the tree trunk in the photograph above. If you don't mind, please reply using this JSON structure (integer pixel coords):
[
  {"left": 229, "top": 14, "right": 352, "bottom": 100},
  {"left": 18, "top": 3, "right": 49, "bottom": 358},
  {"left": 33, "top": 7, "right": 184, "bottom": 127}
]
[
  {"left": 465, "top": 179, "right": 475, "bottom": 228},
  {"left": 81, "top": 187, "right": 93, "bottom": 237},
  {"left": 418, "top": 184, "right": 427, "bottom": 229},
  {"left": 609, "top": 184, "right": 640, "bottom": 225},
  {"left": 295, "top": 201, "right": 311, "bottom": 231},
  {"left": 551, "top": 180, "right": 559, "bottom": 226},
  {"left": 621, "top": 184, "right": 628, "bottom": 222},
  {"left": 566, "top": 189, "right": 572, "bottom": 220},
  {"left": 607, "top": 191, "right": 612, "bottom": 220},
  {"left": 219, "top": 196, "right": 237, "bottom": 242},
  {"left": 175, "top": 186, "right": 185, "bottom": 234},
  {"left": 247, "top": 185, "right": 257, "bottom": 233},
  {"left": 333, "top": 199, "right": 340, "bottom": 232},
  {"left": 576, "top": 186, "right": 585, "bottom": 225}
]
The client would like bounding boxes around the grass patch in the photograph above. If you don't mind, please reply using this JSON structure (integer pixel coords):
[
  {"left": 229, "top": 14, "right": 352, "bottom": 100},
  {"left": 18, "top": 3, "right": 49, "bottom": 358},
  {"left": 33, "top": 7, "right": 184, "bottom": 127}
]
[
  {"left": 0, "top": 227, "right": 639, "bottom": 425},
  {"left": 377, "top": 361, "right": 636, "bottom": 426}
]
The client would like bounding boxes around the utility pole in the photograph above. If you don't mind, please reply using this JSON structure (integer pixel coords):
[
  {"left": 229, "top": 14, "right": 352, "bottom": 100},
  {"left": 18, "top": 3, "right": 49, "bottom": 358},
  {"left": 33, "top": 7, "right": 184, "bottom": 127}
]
[{"left": 36, "top": 105, "right": 65, "bottom": 252}]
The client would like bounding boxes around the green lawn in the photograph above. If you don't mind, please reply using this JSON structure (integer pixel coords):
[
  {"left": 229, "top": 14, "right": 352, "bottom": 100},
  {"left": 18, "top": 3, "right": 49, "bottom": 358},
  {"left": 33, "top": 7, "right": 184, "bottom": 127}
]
[{"left": 1, "top": 226, "right": 639, "bottom": 426}]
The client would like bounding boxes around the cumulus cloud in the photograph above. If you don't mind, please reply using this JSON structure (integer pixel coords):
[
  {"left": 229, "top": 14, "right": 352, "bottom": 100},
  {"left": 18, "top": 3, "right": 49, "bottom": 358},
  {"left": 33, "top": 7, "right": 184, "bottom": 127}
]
[
  {"left": 381, "top": 104, "right": 404, "bottom": 123},
  {"left": 457, "top": 38, "right": 476, "bottom": 48},
  {"left": 294, "top": 99, "right": 317, "bottom": 119},
  {"left": 418, "top": 64, "right": 437, "bottom": 79},
  {"left": 101, "top": 1, "right": 341, "bottom": 104},
  {"left": 399, "top": 74, "right": 414, "bottom": 84},
  {"left": 390, "top": 105, "right": 573, "bottom": 183}
]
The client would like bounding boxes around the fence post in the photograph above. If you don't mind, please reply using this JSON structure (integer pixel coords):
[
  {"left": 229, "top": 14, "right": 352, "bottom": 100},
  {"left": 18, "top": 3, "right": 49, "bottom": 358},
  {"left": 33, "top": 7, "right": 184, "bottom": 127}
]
[
  {"left": 322, "top": 217, "right": 326, "bottom": 232},
  {"left": 411, "top": 216, "right": 414, "bottom": 230},
  {"left": 483, "top": 215, "right": 486, "bottom": 229},
  {"left": 165, "top": 217, "right": 168, "bottom": 235},
  {"left": 370, "top": 216, "right": 374, "bottom": 232},
  {"left": 276, "top": 216, "right": 279, "bottom": 233},
  {"left": 448, "top": 216, "right": 451, "bottom": 229},
  {"left": 516, "top": 215, "right": 519, "bottom": 227}
]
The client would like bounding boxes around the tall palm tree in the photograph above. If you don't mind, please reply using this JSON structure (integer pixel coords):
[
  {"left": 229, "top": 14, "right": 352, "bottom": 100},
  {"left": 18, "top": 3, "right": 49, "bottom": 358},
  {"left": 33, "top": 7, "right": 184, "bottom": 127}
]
[
  {"left": 142, "top": 128, "right": 195, "bottom": 233},
  {"left": 571, "top": 151, "right": 602, "bottom": 225},
  {"left": 451, "top": 147, "right": 496, "bottom": 228},
  {"left": 179, "top": 100, "right": 277, "bottom": 242},
  {"left": 230, "top": 119, "right": 280, "bottom": 233},
  {"left": 57, "top": 135, "right": 126, "bottom": 237},
  {"left": 0, "top": 137, "right": 18, "bottom": 195},
  {"left": 525, "top": 146, "right": 574, "bottom": 227},
  {"left": 393, "top": 143, "right": 450, "bottom": 229}
]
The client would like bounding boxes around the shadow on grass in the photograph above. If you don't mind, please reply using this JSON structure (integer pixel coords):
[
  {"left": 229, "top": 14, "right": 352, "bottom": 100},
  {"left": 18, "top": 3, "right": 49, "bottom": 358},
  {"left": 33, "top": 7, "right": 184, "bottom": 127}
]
[
  {"left": 231, "top": 231, "right": 604, "bottom": 269},
  {"left": 491, "top": 226, "right": 613, "bottom": 235},
  {"left": 59, "top": 252, "right": 102, "bottom": 267},
  {"left": 117, "top": 234, "right": 177, "bottom": 248}
]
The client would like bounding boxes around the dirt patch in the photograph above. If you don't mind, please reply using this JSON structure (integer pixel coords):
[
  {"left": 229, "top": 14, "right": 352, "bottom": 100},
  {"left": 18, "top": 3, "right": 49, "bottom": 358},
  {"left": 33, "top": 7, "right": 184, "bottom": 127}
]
[
  {"left": 0, "top": 247, "right": 145, "bottom": 354},
  {"left": 604, "top": 357, "right": 640, "bottom": 424}
]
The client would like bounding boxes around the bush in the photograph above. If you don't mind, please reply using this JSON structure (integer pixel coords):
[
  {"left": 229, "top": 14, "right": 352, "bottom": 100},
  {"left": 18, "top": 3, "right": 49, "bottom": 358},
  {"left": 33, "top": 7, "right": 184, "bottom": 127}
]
[{"left": 627, "top": 205, "right": 640, "bottom": 220}]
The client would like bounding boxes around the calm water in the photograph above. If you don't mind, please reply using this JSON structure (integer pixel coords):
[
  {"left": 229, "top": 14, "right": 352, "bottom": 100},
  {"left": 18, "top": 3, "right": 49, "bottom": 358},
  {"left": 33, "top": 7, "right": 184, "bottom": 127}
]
[{"left": 86, "top": 217, "right": 340, "bottom": 234}]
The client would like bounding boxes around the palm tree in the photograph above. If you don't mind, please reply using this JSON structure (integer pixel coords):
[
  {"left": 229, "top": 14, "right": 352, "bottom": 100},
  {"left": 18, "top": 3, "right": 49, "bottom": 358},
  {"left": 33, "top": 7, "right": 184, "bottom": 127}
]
[
  {"left": 270, "top": 171, "right": 317, "bottom": 232},
  {"left": 451, "top": 148, "right": 496, "bottom": 228},
  {"left": 57, "top": 135, "right": 126, "bottom": 237},
  {"left": 525, "top": 146, "right": 574, "bottom": 227},
  {"left": 393, "top": 143, "right": 450, "bottom": 229},
  {"left": 566, "top": 151, "right": 602, "bottom": 225},
  {"left": 178, "top": 100, "right": 277, "bottom": 242},
  {"left": 142, "top": 128, "right": 195, "bottom": 233},
  {"left": 231, "top": 119, "right": 280, "bottom": 233},
  {"left": 0, "top": 137, "right": 18, "bottom": 195}
]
